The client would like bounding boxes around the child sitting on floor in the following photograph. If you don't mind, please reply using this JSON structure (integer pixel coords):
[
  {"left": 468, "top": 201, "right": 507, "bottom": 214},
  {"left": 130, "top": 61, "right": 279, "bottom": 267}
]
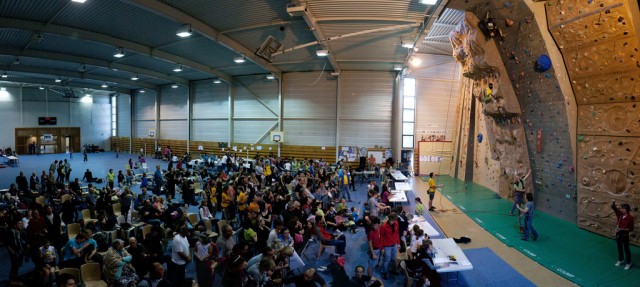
[{"left": 415, "top": 197, "right": 426, "bottom": 216}]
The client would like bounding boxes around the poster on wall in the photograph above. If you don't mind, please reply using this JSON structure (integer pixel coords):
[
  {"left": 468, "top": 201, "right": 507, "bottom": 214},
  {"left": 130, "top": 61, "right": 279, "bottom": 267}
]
[{"left": 339, "top": 146, "right": 358, "bottom": 162}]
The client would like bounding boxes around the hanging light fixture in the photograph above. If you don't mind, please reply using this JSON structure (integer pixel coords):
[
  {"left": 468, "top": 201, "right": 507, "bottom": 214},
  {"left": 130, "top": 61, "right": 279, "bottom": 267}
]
[
  {"left": 171, "top": 83, "right": 179, "bottom": 88},
  {"left": 176, "top": 24, "right": 193, "bottom": 38},
  {"left": 55, "top": 76, "right": 62, "bottom": 83},
  {"left": 213, "top": 78, "right": 222, "bottom": 84},
  {"left": 139, "top": 89, "right": 146, "bottom": 93},
  {"left": 113, "top": 47, "right": 125, "bottom": 58},
  {"left": 393, "top": 65, "right": 403, "bottom": 71},
  {"left": 234, "top": 55, "right": 246, "bottom": 63},
  {"left": 173, "top": 64, "right": 183, "bottom": 72},
  {"left": 266, "top": 74, "right": 275, "bottom": 80},
  {"left": 101, "top": 83, "right": 108, "bottom": 88},
  {"left": 1, "top": 72, "right": 7, "bottom": 78},
  {"left": 131, "top": 74, "right": 139, "bottom": 81}
]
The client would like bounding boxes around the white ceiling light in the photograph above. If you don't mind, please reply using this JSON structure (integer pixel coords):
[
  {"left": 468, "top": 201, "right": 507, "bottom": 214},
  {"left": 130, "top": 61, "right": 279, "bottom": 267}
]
[
  {"left": 171, "top": 83, "right": 179, "bottom": 88},
  {"left": 55, "top": 77, "right": 62, "bottom": 83},
  {"left": 39, "top": 86, "right": 45, "bottom": 90},
  {"left": 176, "top": 24, "right": 193, "bottom": 38},
  {"left": 316, "top": 49, "right": 329, "bottom": 57},
  {"left": 409, "top": 57, "right": 422, "bottom": 66},
  {"left": 79, "top": 64, "right": 86, "bottom": 72},
  {"left": 419, "top": 0, "right": 438, "bottom": 4},
  {"left": 139, "top": 89, "right": 146, "bottom": 93},
  {"left": 234, "top": 56, "right": 246, "bottom": 63},
  {"left": 0, "top": 87, "right": 6, "bottom": 91},
  {"left": 173, "top": 64, "right": 183, "bottom": 72},
  {"left": 71, "top": 0, "right": 87, "bottom": 3},
  {"left": 401, "top": 40, "right": 414, "bottom": 49},
  {"left": 131, "top": 74, "right": 139, "bottom": 81},
  {"left": 1, "top": 72, "right": 7, "bottom": 78},
  {"left": 266, "top": 74, "right": 275, "bottom": 80},
  {"left": 213, "top": 78, "right": 222, "bottom": 84},
  {"left": 113, "top": 47, "right": 125, "bottom": 58},
  {"left": 81, "top": 94, "right": 93, "bottom": 103},
  {"left": 101, "top": 83, "right": 108, "bottom": 88},
  {"left": 393, "top": 65, "right": 403, "bottom": 71}
]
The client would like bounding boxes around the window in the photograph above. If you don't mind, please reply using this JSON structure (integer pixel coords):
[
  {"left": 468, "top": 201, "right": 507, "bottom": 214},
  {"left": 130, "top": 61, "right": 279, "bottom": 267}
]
[
  {"left": 111, "top": 95, "right": 117, "bottom": 137},
  {"left": 402, "top": 78, "right": 415, "bottom": 148}
]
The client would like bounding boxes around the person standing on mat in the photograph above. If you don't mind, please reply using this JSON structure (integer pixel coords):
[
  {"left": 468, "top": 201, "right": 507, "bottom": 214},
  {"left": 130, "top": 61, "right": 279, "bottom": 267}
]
[
  {"left": 612, "top": 202, "right": 634, "bottom": 270},
  {"left": 427, "top": 172, "right": 436, "bottom": 211},
  {"left": 510, "top": 170, "right": 531, "bottom": 216},
  {"left": 518, "top": 193, "right": 538, "bottom": 241}
]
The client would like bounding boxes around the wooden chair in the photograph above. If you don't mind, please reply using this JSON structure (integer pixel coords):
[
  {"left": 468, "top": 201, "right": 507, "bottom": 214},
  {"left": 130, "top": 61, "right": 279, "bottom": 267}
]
[
  {"left": 81, "top": 262, "right": 108, "bottom": 287},
  {"left": 116, "top": 215, "right": 134, "bottom": 238},
  {"left": 35, "top": 196, "right": 46, "bottom": 207},
  {"left": 58, "top": 267, "right": 81, "bottom": 281},
  {"left": 82, "top": 209, "right": 98, "bottom": 225},
  {"left": 141, "top": 224, "right": 153, "bottom": 240},
  {"left": 67, "top": 223, "right": 81, "bottom": 239},
  {"left": 112, "top": 203, "right": 122, "bottom": 217},
  {"left": 61, "top": 194, "right": 72, "bottom": 203},
  {"left": 203, "top": 219, "right": 218, "bottom": 238},
  {"left": 187, "top": 213, "right": 199, "bottom": 227},
  {"left": 194, "top": 182, "right": 204, "bottom": 200}
]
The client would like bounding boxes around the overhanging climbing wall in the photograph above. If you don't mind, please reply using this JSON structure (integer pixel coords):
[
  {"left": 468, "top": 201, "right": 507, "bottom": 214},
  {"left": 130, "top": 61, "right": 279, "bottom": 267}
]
[{"left": 546, "top": 0, "right": 640, "bottom": 245}]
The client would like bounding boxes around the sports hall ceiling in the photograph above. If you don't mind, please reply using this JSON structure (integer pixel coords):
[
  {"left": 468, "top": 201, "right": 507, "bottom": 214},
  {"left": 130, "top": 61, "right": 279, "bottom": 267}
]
[{"left": 0, "top": 0, "right": 463, "bottom": 96}]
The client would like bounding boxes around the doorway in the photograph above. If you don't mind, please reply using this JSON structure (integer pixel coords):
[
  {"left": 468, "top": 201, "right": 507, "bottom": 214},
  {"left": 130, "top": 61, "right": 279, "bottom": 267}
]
[{"left": 65, "top": 136, "right": 71, "bottom": 153}]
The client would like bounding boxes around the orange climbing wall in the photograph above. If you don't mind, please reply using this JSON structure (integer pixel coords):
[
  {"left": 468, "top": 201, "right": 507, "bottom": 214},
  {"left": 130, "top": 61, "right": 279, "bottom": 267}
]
[{"left": 547, "top": 0, "right": 640, "bottom": 245}]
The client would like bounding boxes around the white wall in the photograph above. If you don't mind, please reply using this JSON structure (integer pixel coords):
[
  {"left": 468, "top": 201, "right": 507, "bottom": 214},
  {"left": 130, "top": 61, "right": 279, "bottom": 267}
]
[
  {"left": 0, "top": 86, "right": 111, "bottom": 150},
  {"left": 339, "top": 71, "right": 395, "bottom": 148},
  {"left": 192, "top": 80, "right": 230, "bottom": 142},
  {"left": 117, "top": 93, "right": 131, "bottom": 137},
  {"left": 133, "top": 90, "right": 156, "bottom": 138}
]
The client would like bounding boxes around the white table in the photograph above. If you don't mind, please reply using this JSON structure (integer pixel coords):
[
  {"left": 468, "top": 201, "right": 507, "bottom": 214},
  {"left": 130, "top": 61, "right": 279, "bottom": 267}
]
[
  {"left": 394, "top": 182, "right": 411, "bottom": 191},
  {"left": 431, "top": 238, "right": 473, "bottom": 273},
  {"left": 408, "top": 216, "right": 440, "bottom": 237},
  {"left": 5, "top": 155, "right": 19, "bottom": 166},
  {"left": 388, "top": 191, "right": 407, "bottom": 203},
  {"left": 390, "top": 170, "right": 408, "bottom": 181}
]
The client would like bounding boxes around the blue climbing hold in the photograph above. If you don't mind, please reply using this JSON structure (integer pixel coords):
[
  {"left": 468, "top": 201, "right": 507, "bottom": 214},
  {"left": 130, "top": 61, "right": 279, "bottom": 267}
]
[
  {"left": 477, "top": 133, "right": 483, "bottom": 143},
  {"left": 536, "top": 54, "right": 552, "bottom": 72}
]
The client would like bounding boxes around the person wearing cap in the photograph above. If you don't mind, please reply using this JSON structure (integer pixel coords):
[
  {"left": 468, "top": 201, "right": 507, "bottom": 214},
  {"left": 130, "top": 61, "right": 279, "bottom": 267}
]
[{"left": 612, "top": 202, "right": 634, "bottom": 270}]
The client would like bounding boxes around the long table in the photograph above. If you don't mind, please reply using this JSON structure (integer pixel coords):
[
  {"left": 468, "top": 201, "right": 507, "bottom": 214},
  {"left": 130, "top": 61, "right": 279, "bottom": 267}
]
[
  {"left": 388, "top": 190, "right": 407, "bottom": 205},
  {"left": 394, "top": 182, "right": 411, "bottom": 191},
  {"left": 431, "top": 238, "right": 473, "bottom": 273},
  {"left": 390, "top": 169, "right": 408, "bottom": 181},
  {"left": 408, "top": 216, "right": 440, "bottom": 237}
]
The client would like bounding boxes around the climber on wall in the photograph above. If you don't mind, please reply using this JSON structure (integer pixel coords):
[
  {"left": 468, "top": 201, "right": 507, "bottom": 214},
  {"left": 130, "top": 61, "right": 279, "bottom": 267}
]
[{"left": 485, "top": 83, "right": 494, "bottom": 103}]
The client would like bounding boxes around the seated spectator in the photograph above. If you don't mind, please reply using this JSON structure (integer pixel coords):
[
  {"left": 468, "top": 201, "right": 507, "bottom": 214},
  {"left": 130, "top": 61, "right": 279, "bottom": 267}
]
[
  {"left": 138, "top": 262, "right": 171, "bottom": 287},
  {"left": 103, "top": 239, "right": 138, "bottom": 286},
  {"left": 314, "top": 216, "right": 346, "bottom": 255}
]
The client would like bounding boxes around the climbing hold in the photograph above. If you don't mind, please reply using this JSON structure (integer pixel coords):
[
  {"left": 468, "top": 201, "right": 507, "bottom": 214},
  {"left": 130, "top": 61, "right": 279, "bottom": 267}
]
[
  {"left": 578, "top": 135, "right": 584, "bottom": 142},
  {"left": 505, "top": 18, "right": 514, "bottom": 27},
  {"left": 477, "top": 133, "right": 483, "bottom": 143},
  {"left": 536, "top": 55, "right": 552, "bottom": 72}
]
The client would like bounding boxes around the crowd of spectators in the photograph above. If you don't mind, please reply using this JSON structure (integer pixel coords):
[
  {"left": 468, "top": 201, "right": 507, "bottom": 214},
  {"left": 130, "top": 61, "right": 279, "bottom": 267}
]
[{"left": 1, "top": 151, "right": 440, "bottom": 287}]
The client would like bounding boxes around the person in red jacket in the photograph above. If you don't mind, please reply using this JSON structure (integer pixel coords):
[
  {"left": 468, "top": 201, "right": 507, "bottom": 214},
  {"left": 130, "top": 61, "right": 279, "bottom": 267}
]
[
  {"left": 367, "top": 216, "right": 383, "bottom": 277},
  {"left": 379, "top": 212, "right": 400, "bottom": 279},
  {"left": 612, "top": 202, "right": 634, "bottom": 270},
  {"left": 315, "top": 216, "right": 346, "bottom": 255}
]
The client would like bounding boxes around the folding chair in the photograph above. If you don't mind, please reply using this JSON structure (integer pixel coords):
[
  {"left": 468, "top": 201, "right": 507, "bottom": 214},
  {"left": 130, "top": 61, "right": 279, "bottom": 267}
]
[
  {"left": 67, "top": 223, "right": 81, "bottom": 239},
  {"left": 81, "top": 262, "right": 108, "bottom": 287}
]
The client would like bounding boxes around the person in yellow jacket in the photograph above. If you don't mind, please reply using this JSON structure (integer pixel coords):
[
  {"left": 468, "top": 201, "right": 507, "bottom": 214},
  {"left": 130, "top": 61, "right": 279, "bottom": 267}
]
[{"left": 237, "top": 188, "right": 248, "bottom": 222}]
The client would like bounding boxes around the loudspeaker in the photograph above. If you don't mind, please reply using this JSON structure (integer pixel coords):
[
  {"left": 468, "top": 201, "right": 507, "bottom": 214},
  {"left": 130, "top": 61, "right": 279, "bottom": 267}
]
[{"left": 359, "top": 157, "right": 366, "bottom": 170}]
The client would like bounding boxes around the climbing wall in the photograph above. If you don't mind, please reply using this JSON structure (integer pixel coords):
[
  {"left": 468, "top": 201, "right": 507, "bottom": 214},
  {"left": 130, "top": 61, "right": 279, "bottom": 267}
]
[
  {"left": 448, "top": 0, "right": 577, "bottom": 222},
  {"left": 449, "top": 13, "right": 533, "bottom": 197},
  {"left": 546, "top": 0, "right": 640, "bottom": 244}
]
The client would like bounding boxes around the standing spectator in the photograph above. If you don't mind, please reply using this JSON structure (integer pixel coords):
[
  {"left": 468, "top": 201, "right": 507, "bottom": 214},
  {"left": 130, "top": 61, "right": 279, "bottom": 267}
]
[
  {"left": 518, "top": 193, "right": 539, "bottom": 241},
  {"left": 83, "top": 147, "right": 88, "bottom": 162},
  {"left": 379, "top": 212, "right": 400, "bottom": 279},
  {"left": 7, "top": 219, "right": 26, "bottom": 284},
  {"left": 15, "top": 171, "right": 28, "bottom": 193},
  {"left": 169, "top": 226, "right": 191, "bottom": 287},
  {"left": 367, "top": 216, "right": 383, "bottom": 277},
  {"left": 510, "top": 170, "right": 531, "bottom": 216},
  {"left": 64, "top": 159, "right": 72, "bottom": 183},
  {"left": 612, "top": 202, "right": 634, "bottom": 270},
  {"left": 107, "top": 169, "right": 115, "bottom": 189}
]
